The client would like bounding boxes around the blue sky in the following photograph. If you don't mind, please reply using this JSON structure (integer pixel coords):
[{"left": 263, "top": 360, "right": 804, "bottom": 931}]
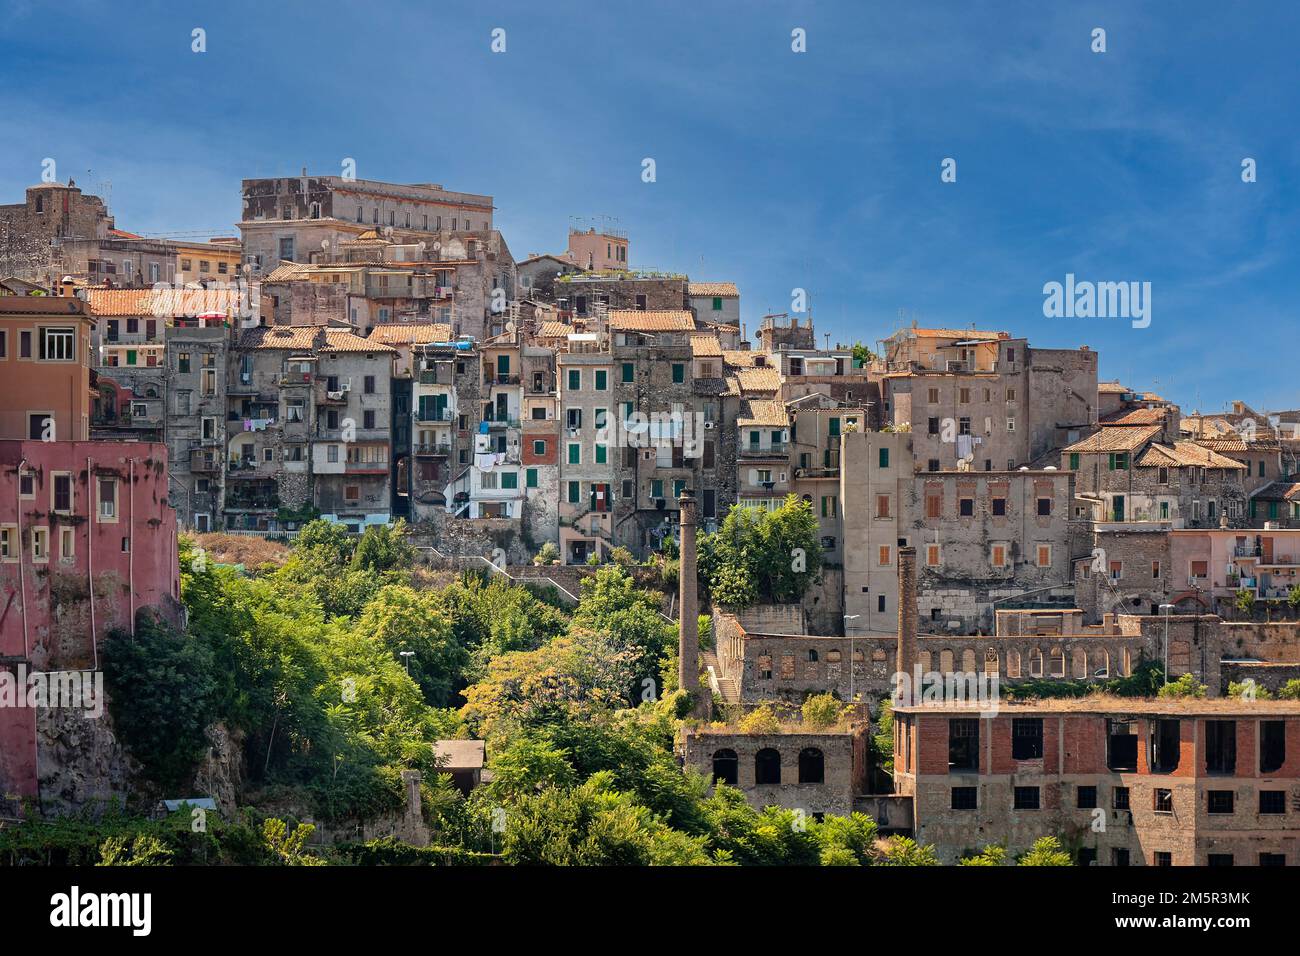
[{"left": 2, "top": 0, "right": 1297, "bottom": 414}]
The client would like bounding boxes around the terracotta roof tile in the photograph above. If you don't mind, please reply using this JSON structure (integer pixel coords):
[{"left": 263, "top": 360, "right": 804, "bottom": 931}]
[
  {"left": 537, "top": 321, "right": 574, "bottom": 339},
  {"left": 608, "top": 309, "right": 695, "bottom": 332},
  {"left": 322, "top": 328, "right": 396, "bottom": 353},
  {"left": 1100, "top": 407, "right": 1168, "bottom": 426},
  {"left": 85, "top": 287, "right": 245, "bottom": 318},
  {"left": 689, "top": 334, "right": 723, "bottom": 357},
  {"left": 1063, "top": 425, "right": 1161, "bottom": 454},
  {"left": 736, "top": 366, "right": 782, "bottom": 393},
  {"left": 688, "top": 282, "right": 739, "bottom": 298},
  {"left": 367, "top": 322, "right": 453, "bottom": 345},
  {"left": 1135, "top": 441, "right": 1245, "bottom": 470},
  {"left": 238, "top": 326, "right": 319, "bottom": 350},
  {"left": 737, "top": 398, "right": 789, "bottom": 428}
]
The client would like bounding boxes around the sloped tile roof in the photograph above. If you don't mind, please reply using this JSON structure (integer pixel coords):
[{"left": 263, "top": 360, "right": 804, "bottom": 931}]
[
  {"left": 367, "top": 322, "right": 453, "bottom": 345},
  {"left": 737, "top": 398, "right": 789, "bottom": 427},
  {"left": 688, "top": 282, "right": 739, "bottom": 298},
  {"left": 1063, "top": 425, "right": 1162, "bottom": 454},
  {"left": 608, "top": 309, "right": 695, "bottom": 332},
  {"left": 736, "top": 366, "right": 782, "bottom": 393},
  {"left": 689, "top": 334, "right": 723, "bottom": 357},
  {"left": 321, "top": 328, "right": 396, "bottom": 353},
  {"left": 1100, "top": 407, "right": 1168, "bottom": 426},
  {"left": 238, "top": 326, "right": 319, "bottom": 350},
  {"left": 85, "top": 287, "right": 245, "bottom": 318},
  {"left": 1135, "top": 441, "right": 1245, "bottom": 470}
]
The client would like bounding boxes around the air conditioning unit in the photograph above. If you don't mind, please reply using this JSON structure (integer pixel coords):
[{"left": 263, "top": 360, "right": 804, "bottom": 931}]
[{"left": 703, "top": 421, "right": 715, "bottom": 430}]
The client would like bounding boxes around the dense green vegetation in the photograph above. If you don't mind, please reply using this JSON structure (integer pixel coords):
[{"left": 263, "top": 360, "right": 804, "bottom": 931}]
[{"left": 24, "top": 514, "right": 1096, "bottom": 866}]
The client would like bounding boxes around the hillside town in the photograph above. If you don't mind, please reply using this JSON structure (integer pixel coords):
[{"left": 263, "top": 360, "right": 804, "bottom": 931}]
[{"left": 2, "top": 173, "right": 1300, "bottom": 868}]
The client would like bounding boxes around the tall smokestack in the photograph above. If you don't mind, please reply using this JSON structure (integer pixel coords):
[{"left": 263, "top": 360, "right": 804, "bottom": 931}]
[
  {"left": 896, "top": 546, "right": 918, "bottom": 701},
  {"left": 678, "top": 491, "right": 704, "bottom": 716}
]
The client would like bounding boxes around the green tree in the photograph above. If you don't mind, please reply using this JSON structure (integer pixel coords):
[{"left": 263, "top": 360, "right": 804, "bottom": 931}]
[
  {"left": 959, "top": 844, "right": 1008, "bottom": 866},
  {"left": 1018, "top": 836, "right": 1073, "bottom": 866},
  {"left": 355, "top": 584, "right": 467, "bottom": 705},
  {"left": 698, "top": 497, "right": 822, "bottom": 607},
  {"left": 801, "top": 693, "right": 848, "bottom": 729},
  {"left": 1158, "top": 673, "right": 1207, "bottom": 699},
  {"left": 874, "top": 835, "right": 939, "bottom": 866}
]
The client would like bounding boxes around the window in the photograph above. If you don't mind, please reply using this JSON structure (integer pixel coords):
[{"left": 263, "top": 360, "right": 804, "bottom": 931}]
[
  {"left": 501, "top": 471, "right": 518, "bottom": 490},
  {"left": 928, "top": 416, "right": 940, "bottom": 435},
  {"left": 672, "top": 364, "right": 685, "bottom": 384},
  {"left": 991, "top": 497, "right": 1006, "bottom": 516},
  {"left": 52, "top": 473, "right": 72, "bottom": 513},
  {"left": 364, "top": 375, "right": 375, "bottom": 394},
  {"left": 1036, "top": 496, "right": 1052, "bottom": 516},
  {"left": 1013, "top": 787, "right": 1040, "bottom": 810},
  {"left": 1261, "top": 720, "right": 1285, "bottom": 773},
  {"left": 1112, "top": 849, "right": 1131, "bottom": 867},
  {"left": 1205, "top": 721, "right": 1237, "bottom": 774},
  {"left": 878, "top": 545, "right": 891, "bottom": 566},
  {"left": 363, "top": 410, "right": 375, "bottom": 430},
  {"left": 567, "top": 369, "right": 581, "bottom": 391},
  {"left": 595, "top": 444, "right": 607, "bottom": 464},
  {"left": 948, "top": 719, "right": 979, "bottom": 771},
  {"left": 926, "top": 544, "right": 941, "bottom": 567},
  {"left": 566, "top": 408, "right": 582, "bottom": 429},
  {"left": 1259, "top": 853, "right": 1285, "bottom": 866},
  {"left": 1076, "top": 786, "right": 1097, "bottom": 809},
  {"left": 19, "top": 330, "right": 32, "bottom": 358},
  {"left": 594, "top": 370, "right": 607, "bottom": 391},
  {"left": 991, "top": 544, "right": 1007, "bottom": 568},
  {"left": 567, "top": 443, "right": 580, "bottom": 465},
  {"left": 58, "top": 527, "right": 74, "bottom": 561},
  {"left": 798, "top": 748, "right": 824, "bottom": 784},
  {"left": 876, "top": 494, "right": 890, "bottom": 519},
  {"left": 1107, "top": 720, "right": 1138, "bottom": 771},
  {"left": 1207, "top": 790, "right": 1234, "bottom": 814},
  {"left": 1036, "top": 544, "right": 1052, "bottom": 568},
  {"left": 1154, "top": 852, "right": 1173, "bottom": 867},
  {"left": 621, "top": 362, "right": 634, "bottom": 383},
  {"left": 532, "top": 439, "right": 546, "bottom": 456},
  {"left": 0, "top": 330, "right": 6, "bottom": 358},
  {"left": 754, "top": 748, "right": 781, "bottom": 785},
  {"left": 712, "top": 749, "right": 738, "bottom": 785},
  {"left": 925, "top": 491, "right": 942, "bottom": 519},
  {"left": 959, "top": 497, "right": 974, "bottom": 517},
  {"left": 97, "top": 478, "right": 117, "bottom": 520},
  {"left": 39, "top": 327, "right": 75, "bottom": 361},
  {"left": 1151, "top": 719, "right": 1181, "bottom": 772},
  {"left": 567, "top": 482, "right": 580, "bottom": 504},
  {"left": 1259, "top": 790, "right": 1286, "bottom": 814},
  {"left": 951, "top": 787, "right": 977, "bottom": 810},
  {"left": 1069, "top": 452, "right": 1080, "bottom": 470},
  {"left": 1113, "top": 787, "right": 1130, "bottom": 811},
  {"left": 1011, "top": 718, "right": 1043, "bottom": 760},
  {"left": 31, "top": 527, "right": 49, "bottom": 562},
  {"left": 878, "top": 447, "right": 890, "bottom": 468},
  {"left": 0, "top": 526, "right": 16, "bottom": 562},
  {"left": 821, "top": 496, "right": 837, "bottom": 518}
]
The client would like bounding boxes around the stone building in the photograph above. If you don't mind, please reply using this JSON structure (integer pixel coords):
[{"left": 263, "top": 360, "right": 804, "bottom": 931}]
[
  {"left": 165, "top": 318, "right": 229, "bottom": 531},
  {"left": 880, "top": 327, "right": 1098, "bottom": 472},
  {"left": 1065, "top": 423, "right": 1248, "bottom": 527},
  {"left": 687, "top": 282, "right": 739, "bottom": 330},
  {"left": 680, "top": 725, "right": 867, "bottom": 817},
  {"left": 556, "top": 331, "right": 616, "bottom": 563},
  {"left": 893, "top": 697, "right": 1300, "bottom": 865}
]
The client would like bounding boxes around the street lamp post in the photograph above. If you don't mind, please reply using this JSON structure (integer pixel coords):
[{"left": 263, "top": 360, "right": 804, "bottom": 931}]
[
  {"left": 1159, "top": 604, "right": 1175, "bottom": 684},
  {"left": 399, "top": 650, "right": 414, "bottom": 675}
]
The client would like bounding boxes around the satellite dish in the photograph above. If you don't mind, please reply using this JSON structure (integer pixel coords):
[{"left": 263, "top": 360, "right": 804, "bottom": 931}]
[
  {"left": 506, "top": 321, "right": 516, "bottom": 333},
  {"left": 321, "top": 239, "right": 330, "bottom": 250},
  {"left": 383, "top": 226, "right": 394, "bottom": 239}
]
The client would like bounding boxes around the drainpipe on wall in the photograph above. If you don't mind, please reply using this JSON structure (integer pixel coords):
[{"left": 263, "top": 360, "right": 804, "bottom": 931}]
[
  {"left": 86, "top": 456, "right": 97, "bottom": 670},
  {"left": 128, "top": 457, "right": 135, "bottom": 637},
  {"left": 15, "top": 459, "right": 28, "bottom": 659}
]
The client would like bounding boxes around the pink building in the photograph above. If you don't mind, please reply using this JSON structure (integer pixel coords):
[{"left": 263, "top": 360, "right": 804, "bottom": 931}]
[
  {"left": 0, "top": 439, "right": 179, "bottom": 812},
  {"left": 1169, "top": 528, "right": 1300, "bottom": 607}
]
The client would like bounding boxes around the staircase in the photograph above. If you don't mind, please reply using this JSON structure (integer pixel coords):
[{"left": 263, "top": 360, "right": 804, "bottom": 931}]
[{"left": 701, "top": 649, "right": 739, "bottom": 704}]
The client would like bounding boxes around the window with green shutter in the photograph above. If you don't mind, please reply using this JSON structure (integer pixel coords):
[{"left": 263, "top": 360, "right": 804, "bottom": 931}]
[
  {"left": 1069, "top": 453, "right": 1080, "bottom": 470},
  {"left": 712, "top": 297, "right": 723, "bottom": 311},
  {"left": 568, "top": 443, "right": 580, "bottom": 465},
  {"left": 672, "top": 364, "right": 685, "bottom": 384},
  {"left": 497, "top": 354, "right": 510, "bottom": 375},
  {"left": 526, "top": 468, "right": 538, "bottom": 488},
  {"left": 568, "top": 481, "right": 581, "bottom": 503},
  {"left": 595, "top": 370, "right": 607, "bottom": 391},
  {"left": 595, "top": 444, "right": 607, "bottom": 464},
  {"left": 673, "top": 480, "right": 686, "bottom": 497},
  {"left": 829, "top": 417, "right": 841, "bottom": 437},
  {"left": 621, "top": 362, "right": 634, "bottom": 383},
  {"left": 501, "top": 471, "right": 518, "bottom": 490},
  {"left": 533, "top": 440, "right": 546, "bottom": 455},
  {"left": 651, "top": 479, "right": 664, "bottom": 498},
  {"left": 567, "top": 369, "right": 581, "bottom": 391},
  {"left": 879, "top": 447, "right": 890, "bottom": 468}
]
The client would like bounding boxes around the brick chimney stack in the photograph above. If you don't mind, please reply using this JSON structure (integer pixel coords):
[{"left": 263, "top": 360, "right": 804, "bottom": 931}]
[
  {"left": 896, "top": 546, "right": 918, "bottom": 700},
  {"left": 678, "top": 491, "right": 704, "bottom": 715}
]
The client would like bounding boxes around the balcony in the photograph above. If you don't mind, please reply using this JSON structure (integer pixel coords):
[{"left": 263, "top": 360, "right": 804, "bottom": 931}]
[
  {"left": 228, "top": 379, "right": 260, "bottom": 395},
  {"left": 1234, "top": 546, "right": 1261, "bottom": 558},
  {"left": 484, "top": 373, "right": 520, "bottom": 387},
  {"left": 415, "top": 408, "right": 453, "bottom": 424},
  {"left": 345, "top": 460, "right": 390, "bottom": 475},
  {"left": 190, "top": 450, "right": 221, "bottom": 473},
  {"left": 414, "top": 442, "right": 451, "bottom": 456},
  {"left": 315, "top": 382, "right": 351, "bottom": 404},
  {"left": 740, "top": 442, "right": 789, "bottom": 458},
  {"left": 484, "top": 417, "right": 520, "bottom": 429},
  {"left": 418, "top": 369, "right": 453, "bottom": 386}
]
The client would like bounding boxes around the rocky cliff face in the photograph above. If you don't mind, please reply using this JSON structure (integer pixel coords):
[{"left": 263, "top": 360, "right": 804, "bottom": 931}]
[
  {"left": 37, "top": 701, "right": 143, "bottom": 815},
  {"left": 192, "top": 723, "right": 245, "bottom": 815}
]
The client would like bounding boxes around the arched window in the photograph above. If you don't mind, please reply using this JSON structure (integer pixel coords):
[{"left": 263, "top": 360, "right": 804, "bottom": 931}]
[
  {"left": 1029, "top": 648, "right": 1044, "bottom": 677},
  {"left": 309, "top": 201, "right": 322, "bottom": 219},
  {"left": 712, "top": 749, "right": 738, "bottom": 786},
  {"left": 807, "top": 649, "right": 819, "bottom": 663},
  {"left": 1049, "top": 647, "right": 1066, "bottom": 678},
  {"left": 755, "top": 748, "right": 781, "bottom": 785},
  {"left": 798, "top": 747, "right": 825, "bottom": 784}
]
